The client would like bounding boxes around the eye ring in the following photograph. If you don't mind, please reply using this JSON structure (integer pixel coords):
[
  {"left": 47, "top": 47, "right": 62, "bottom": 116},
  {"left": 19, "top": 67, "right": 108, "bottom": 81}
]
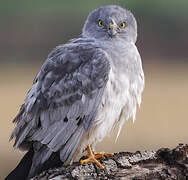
[
  {"left": 120, "top": 22, "right": 126, "bottom": 28},
  {"left": 98, "top": 19, "right": 103, "bottom": 27}
]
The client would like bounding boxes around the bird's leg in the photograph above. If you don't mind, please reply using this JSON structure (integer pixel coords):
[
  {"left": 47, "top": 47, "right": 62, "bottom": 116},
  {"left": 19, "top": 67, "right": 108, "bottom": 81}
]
[
  {"left": 80, "top": 145, "right": 104, "bottom": 169},
  {"left": 80, "top": 145, "right": 113, "bottom": 169}
]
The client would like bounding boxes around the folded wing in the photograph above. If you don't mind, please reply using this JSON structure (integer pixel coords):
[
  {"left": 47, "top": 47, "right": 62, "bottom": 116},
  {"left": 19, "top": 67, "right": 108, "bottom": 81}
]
[{"left": 10, "top": 42, "right": 110, "bottom": 167}]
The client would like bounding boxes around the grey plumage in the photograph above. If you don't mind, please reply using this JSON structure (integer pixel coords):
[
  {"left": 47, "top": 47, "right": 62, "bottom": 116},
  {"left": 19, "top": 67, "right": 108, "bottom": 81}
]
[{"left": 9, "top": 5, "right": 144, "bottom": 179}]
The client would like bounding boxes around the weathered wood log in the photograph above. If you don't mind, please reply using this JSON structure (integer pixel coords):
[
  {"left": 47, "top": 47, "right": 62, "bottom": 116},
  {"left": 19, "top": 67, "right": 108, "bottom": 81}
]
[{"left": 32, "top": 144, "right": 188, "bottom": 180}]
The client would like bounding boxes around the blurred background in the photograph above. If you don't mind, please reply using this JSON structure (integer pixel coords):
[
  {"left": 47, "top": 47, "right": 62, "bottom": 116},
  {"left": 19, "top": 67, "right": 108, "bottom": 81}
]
[{"left": 1, "top": 0, "right": 188, "bottom": 179}]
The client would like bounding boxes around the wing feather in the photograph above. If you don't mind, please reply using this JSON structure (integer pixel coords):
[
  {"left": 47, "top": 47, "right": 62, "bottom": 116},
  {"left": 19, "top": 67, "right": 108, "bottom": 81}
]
[
  {"left": 60, "top": 125, "right": 84, "bottom": 162},
  {"left": 11, "top": 40, "right": 110, "bottom": 165}
]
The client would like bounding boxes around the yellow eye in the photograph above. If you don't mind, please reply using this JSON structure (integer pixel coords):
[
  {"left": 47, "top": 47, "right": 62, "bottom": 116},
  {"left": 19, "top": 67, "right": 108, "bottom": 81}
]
[
  {"left": 98, "top": 19, "right": 103, "bottom": 27},
  {"left": 120, "top": 22, "right": 126, "bottom": 28}
]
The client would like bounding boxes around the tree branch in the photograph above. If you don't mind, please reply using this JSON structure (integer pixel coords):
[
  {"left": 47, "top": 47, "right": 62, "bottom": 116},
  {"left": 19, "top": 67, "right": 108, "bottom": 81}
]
[{"left": 32, "top": 144, "right": 188, "bottom": 180}]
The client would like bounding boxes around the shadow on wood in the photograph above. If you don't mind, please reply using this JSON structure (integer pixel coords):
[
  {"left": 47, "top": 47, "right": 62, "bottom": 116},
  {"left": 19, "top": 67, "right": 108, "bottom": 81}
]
[{"left": 31, "top": 144, "right": 188, "bottom": 180}]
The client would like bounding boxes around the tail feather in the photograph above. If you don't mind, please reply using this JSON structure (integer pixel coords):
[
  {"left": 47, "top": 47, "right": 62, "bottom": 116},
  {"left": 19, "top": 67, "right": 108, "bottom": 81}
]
[
  {"left": 5, "top": 148, "right": 34, "bottom": 180},
  {"left": 5, "top": 145, "right": 62, "bottom": 180},
  {"left": 6, "top": 126, "right": 85, "bottom": 179},
  {"left": 27, "top": 144, "right": 52, "bottom": 179}
]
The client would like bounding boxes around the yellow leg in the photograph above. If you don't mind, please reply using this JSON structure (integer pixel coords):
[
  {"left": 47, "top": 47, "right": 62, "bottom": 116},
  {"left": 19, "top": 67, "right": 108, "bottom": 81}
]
[{"left": 80, "top": 145, "right": 113, "bottom": 169}]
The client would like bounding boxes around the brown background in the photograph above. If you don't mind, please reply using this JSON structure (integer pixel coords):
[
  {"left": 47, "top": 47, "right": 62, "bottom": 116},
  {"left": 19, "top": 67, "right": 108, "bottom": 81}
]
[{"left": 0, "top": 0, "right": 188, "bottom": 179}]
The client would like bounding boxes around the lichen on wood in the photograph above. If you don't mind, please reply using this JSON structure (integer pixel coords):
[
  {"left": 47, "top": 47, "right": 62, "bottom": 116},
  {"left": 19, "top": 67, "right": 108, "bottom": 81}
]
[{"left": 32, "top": 144, "right": 188, "bottom": 180}]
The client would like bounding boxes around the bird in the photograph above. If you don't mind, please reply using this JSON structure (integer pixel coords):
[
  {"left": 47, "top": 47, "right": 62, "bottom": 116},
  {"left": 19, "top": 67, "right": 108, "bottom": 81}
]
[{"left": 6, "top": 5, "right": 144, "bottom": 180}]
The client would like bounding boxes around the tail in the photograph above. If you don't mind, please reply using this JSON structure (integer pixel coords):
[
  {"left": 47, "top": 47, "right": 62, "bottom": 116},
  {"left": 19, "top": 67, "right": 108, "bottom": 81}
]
[
  {"left": 5, "top": 146, "right": 62, "bottom": 180},
  {"left": 5, "top": 148, "right": 34, "bottom": 180},
  {"left": 6, "top": 124, "right": 84, "bottom": 180}
]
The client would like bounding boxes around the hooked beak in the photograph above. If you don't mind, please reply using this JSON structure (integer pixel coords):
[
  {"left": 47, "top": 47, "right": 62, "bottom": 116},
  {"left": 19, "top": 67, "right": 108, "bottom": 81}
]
[{"left": 108, "top": 23, "right": 117, "bottom": 38}]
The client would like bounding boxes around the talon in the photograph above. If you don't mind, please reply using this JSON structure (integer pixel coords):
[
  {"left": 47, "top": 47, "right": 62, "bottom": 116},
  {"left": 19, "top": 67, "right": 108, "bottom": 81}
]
[
  {"left": 80, "top": 145, "right": 104, "bottom": 169},
  {"left": 94, "top": 152, "right": 113, "bottom": 159},
  {"left": 80, "top": 145, "right": 113, "bottom": 169}
]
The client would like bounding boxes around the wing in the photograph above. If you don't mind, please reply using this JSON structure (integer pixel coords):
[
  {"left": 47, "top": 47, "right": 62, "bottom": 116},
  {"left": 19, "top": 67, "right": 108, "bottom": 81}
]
[{"left": 10, "top": 42, "right": 110, "bottom": 164}]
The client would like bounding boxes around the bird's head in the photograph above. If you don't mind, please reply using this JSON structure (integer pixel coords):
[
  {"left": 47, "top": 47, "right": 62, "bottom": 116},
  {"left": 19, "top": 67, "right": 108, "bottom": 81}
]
[{"left": 82, "top": 5, "right": 137, "bottom": 43}]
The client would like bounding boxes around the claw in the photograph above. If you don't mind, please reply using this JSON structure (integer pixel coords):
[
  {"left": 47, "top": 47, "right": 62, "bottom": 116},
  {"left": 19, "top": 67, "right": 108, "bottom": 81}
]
[
  {"left": 94, "top": 152, "right": 113, "bottom": 159},
  {"left": 80, "top": 145, "right": 113, "bottom": 169}
]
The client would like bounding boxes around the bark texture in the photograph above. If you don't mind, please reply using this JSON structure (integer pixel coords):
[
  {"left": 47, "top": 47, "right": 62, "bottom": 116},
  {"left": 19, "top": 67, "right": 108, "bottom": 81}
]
[{"left": 32, "top": 144, "right": 188, "bottom": 180}]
